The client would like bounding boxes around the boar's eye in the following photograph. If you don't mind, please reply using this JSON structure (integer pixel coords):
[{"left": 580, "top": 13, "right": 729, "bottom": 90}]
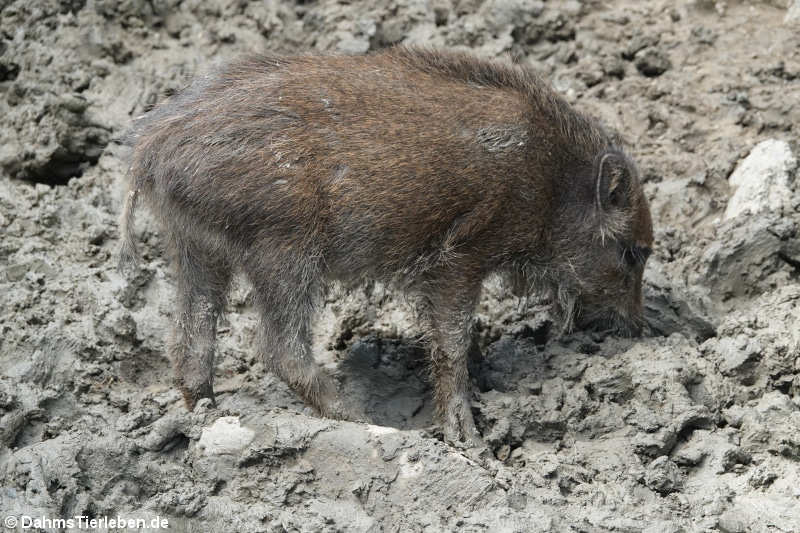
[{"left": 622, "top": 244, "right": 651, "bottom": 268}]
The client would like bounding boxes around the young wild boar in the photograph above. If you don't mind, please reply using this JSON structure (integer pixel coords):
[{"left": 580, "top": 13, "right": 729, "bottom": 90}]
[{"left": 119, "top": 47, "right": 653, "bottom": 447}]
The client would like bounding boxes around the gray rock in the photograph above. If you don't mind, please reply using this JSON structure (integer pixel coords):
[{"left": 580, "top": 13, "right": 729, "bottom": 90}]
[
  {"left": 197, "top": 416, "right": 255, "bottom": 456},
  {"left": 724, "top": 139, "right": 797, "bottom": 220}
]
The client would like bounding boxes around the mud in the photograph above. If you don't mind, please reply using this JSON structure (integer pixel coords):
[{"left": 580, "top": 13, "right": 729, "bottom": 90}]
[{"left": 1, "top": 1, "right": 799, "bottom": 531}]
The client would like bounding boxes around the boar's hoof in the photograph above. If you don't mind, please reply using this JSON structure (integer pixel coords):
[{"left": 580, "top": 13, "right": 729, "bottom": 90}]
[
  {"left": 444, "top": 395, "right": 485, "bottom": 449},
  {"left": 179, "top": 381, "right": 215, "bottom": 411}
]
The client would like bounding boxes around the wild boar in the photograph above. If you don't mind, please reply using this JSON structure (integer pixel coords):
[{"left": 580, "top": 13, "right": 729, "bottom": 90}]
[{"left": 119, "top": 46, "right": 653, "bottom": 447}]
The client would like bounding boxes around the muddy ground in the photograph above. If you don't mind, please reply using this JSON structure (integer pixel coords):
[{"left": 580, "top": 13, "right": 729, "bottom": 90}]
[{"left": 1, "top": 0, "right": 800, "bottom": 531}]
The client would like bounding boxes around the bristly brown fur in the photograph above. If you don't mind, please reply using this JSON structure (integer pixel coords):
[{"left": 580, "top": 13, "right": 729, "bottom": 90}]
[
  {"left": 390, "top": 46, "right": 618, "bottom": 159},
  {"left": 118, "top": 46, "right": 653, "bottom": 447}
]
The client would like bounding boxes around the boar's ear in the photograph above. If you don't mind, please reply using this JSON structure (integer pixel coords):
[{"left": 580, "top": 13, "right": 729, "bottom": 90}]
[{"left": 595, "top": 151, "right": 633, "bottom": 211}]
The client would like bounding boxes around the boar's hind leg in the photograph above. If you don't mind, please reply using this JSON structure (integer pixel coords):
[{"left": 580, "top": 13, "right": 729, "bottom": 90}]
[
  {"left": 168, "top": 231, "right": 232, "bottom": 410},
  {"left": 250, "top": 267, "right": 358, "bottom": 421},
  {"left": 417, "top": 283, "right": 484, "bottom": 448}
]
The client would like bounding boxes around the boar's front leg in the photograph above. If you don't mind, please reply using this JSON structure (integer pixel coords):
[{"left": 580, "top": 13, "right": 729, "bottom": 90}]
[
  {"left": 168, "top": 231, "right": 232, "bottom": 409},
  {"left": 417, "top": 280, "right": 484, "bottom": 449}
]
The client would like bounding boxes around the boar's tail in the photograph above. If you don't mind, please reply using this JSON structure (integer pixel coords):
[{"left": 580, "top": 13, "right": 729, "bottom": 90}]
[{"left": 117, "top": 172, "right": 145, "bottom": 277}]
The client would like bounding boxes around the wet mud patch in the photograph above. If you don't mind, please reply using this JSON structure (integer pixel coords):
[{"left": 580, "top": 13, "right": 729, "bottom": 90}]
[{"left": 337, "top": 336, "right": 434, "bottom": 430}]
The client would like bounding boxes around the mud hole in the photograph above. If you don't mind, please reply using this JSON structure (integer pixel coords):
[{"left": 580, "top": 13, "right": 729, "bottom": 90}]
[{"left": 2, "top": 1, "right": 800, "bottom": 531}]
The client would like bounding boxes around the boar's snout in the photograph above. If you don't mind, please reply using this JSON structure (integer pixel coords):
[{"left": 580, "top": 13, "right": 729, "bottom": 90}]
[
  {"left": 572, "top": 262, "right": 648, "bottom": 338},
  {"left": 573, "top": 254, "right": 649, "bottom": 337},
  {"left": 576, "top": 309, "right": 645, "bottom": 338}
]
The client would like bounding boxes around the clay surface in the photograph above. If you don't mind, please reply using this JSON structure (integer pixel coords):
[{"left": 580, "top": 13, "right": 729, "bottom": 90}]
[{"left": 1, "top": 1, "right": 799, "bottom": 531}]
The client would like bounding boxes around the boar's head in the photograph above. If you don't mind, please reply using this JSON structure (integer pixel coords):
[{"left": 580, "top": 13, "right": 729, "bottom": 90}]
[{"left": 548, "top": 149, "right": 653, "bottom": 337}]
